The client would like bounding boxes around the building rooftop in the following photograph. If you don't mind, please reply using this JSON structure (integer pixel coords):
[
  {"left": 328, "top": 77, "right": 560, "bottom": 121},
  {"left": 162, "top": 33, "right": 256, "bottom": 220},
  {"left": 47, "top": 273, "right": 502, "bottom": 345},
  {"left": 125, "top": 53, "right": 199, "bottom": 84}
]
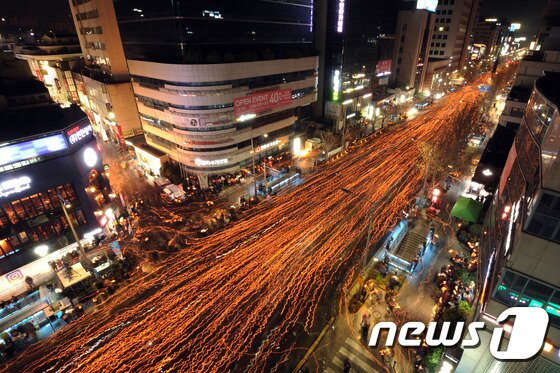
[
  {"left": 472, "top": 125, "right": 517, "bottom": 192},
  {"left": 535, "top": 71, "right": 560, "bottom": 109},
  {"left": 0, "top": 104, "right": 87, "bottom": 144},
  {"left": 507, "top": 85, "right": 532, "bottom": 103},
  {"left": 126, "top": 134, "right": 166, "bottom": 157}
]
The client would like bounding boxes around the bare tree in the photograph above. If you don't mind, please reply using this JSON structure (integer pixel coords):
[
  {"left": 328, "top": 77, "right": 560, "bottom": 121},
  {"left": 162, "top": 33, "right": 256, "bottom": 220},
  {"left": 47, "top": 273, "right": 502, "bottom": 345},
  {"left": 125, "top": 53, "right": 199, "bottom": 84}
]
[{"left": 320, "top": 131, "right": 340, "bottom": 152}]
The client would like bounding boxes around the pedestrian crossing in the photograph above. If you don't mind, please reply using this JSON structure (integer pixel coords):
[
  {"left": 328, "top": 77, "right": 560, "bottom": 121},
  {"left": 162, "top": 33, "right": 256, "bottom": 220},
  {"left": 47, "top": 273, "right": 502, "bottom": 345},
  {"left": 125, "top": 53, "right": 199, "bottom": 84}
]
[{"left": 324, "top": 337, "right": 381, "bottom": 373}]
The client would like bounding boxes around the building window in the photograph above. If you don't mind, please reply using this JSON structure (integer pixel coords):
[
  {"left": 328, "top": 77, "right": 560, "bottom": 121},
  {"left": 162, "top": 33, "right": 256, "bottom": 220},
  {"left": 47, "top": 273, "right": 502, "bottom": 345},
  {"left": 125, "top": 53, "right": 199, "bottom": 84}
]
[
  {"left": 431, "top": 42, "right": 435, "bottom": 47},
  {"left": 76, "top": 9, "right": 99, "bottom": 21},
  {"left": 437, "top": 35, "right": 442, "bottom": 39},
  {"left": 439, "top": 51, "right": 444, "bottom": 55},
  {"left": 493, "top": 269, "right": 560, "bottom": 327},
  {"left": 399, "top": 47, "right": 403, "bottom": 53},
  {"left": 436, "top": 43, "right": 441, "bottom": 47},
  {"left": 397, "top": 57, "right": 402, "bottom": 64},
  {"left": 401, "top": 36, "right": 405, "bottom": 42},
  {"left": 446, "top": 18, "right": 451, "bottom": 23},
  {"left": 526, "top": 192, "right": 560, "bottom": 242},
  {"left": 441, "top": 43, "right": 446, "bottom": 47},
  {"left": 443, "top": 35, "right": 448, "bottom": 39},
  {"left": 0, "top": 183, "right": 86, "bottom": 259}
]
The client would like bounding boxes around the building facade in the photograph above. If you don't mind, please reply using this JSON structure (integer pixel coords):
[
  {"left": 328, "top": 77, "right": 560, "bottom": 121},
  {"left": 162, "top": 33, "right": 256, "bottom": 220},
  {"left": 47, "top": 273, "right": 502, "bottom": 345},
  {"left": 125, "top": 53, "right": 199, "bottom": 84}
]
[
  {"left": 459, "top": 71, "right": 560, "bottom": 372},
  {"left": 112, "top": 0, "right": 318, "bottom": 187},
  {"left": 391, "top": 8, "right": 435, "bottom": 91},
  {"left": 0, "top": 104, "right": 108, "bottom": 299},
  {"left": 429, "top": 0, "right": 480, "bottom": 69},
  {"left": 68, "top": 0, "right": 142, "bottom": 145},
  {"left": 318, "top": 0, "right": 399, "bottom": 130},
  {"left": 14, "top": 33, "right": 82, "bottom": 104}
]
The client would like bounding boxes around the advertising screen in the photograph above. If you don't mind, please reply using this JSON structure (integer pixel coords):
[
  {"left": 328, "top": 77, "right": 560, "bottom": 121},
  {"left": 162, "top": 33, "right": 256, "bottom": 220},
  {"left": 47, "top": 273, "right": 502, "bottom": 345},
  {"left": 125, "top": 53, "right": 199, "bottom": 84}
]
[
  {"left": 416, "top": 0, "right": 438, "bottom": 12},
  {"left": 0, "top": 134, "right": 68, "bottom": 166}
]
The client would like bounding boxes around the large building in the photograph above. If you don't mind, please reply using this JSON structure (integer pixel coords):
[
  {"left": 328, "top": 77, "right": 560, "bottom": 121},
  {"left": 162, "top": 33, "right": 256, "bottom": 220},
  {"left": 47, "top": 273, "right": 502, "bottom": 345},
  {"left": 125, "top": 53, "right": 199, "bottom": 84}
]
[
  {"left": 472, "top": 18, "right": 508, "bottom": 59},
  {"left": 68, "top": 0, "right": 142, "bottom": 146},
  {"left": 391, "top": 7, "right": 435, "bottom": 91},
  {"left": 0, "top": 103, "right": 108, "bottom": 299},
  {"left": 458, "top": 71, "right": 560, "bottom": 372},
  {"left": 428, "top": 0, "right": 480, "bottom": 69},
  {"left": 317, "top": 0, "right": 403, "bottom": 130},
  {"left": 112, "top": 0, "right": 318, "bottom": 187}
]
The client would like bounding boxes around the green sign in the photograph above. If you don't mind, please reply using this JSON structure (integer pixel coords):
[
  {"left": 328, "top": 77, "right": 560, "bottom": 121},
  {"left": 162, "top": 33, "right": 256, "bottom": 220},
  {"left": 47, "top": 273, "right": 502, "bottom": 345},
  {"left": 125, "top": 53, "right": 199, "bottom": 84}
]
[{"left": 529, "top": 299, "right": 544, "bottom": 308}]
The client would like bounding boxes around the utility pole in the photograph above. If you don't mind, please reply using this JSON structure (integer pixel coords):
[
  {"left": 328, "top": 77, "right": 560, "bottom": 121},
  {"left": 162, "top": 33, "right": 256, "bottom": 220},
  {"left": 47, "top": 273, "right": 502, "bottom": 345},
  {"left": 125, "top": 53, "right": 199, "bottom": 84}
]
[{"left": 58, "top": 194, "right": 84, "bottom": 253}]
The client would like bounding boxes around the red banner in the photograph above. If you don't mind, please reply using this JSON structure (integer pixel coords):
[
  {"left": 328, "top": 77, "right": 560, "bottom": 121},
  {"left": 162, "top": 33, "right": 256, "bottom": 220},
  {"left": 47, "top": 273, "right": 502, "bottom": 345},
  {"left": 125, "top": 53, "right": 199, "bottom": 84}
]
[{"left": 234, "top": 89, "right": 292, "bottom": 116}]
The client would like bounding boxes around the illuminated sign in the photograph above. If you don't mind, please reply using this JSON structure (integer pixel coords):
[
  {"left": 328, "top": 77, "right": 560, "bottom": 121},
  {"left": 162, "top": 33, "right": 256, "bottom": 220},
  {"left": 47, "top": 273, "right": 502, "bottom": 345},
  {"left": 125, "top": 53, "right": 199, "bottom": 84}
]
[
  {"left": 194, "top": 158, "right": 229, "bottom": 166},
  {"left": 0, "top": 176, "right": 31, "bottom": 198},
  {"left": 416, "top": 0, "right": 437, "bottom": 12},
  {"left": 332, "top": 69, "right": 341, "bottom": 101},
  {"left": 0, "top": 134, "right": 67, "bottom": 167},
  {"left": 233, "top": 89, "right": 292, "bottom": 116},
  {"left": 509, "top": 23, "right": 521, "bottom": 32},
  {"left": 337, "top": 0, "right": 345, "bottom": 32},
  {"left": 485, "top": 18, "right": 498, "bottom": 22},
  {"left": 83, "top": 147, "right": 99, "bottom": 168},
  {"left": 376, "top": 60, "right": 392, "bottom": 77},
  {"left": 5, "top": 269, "right": 24, "bottom": 283},
  {"left": 66, "top": 124, "right": 93, "bottom": 145},
  {"left": 256, "top": 140, "right": 281, "bottom": 152}
]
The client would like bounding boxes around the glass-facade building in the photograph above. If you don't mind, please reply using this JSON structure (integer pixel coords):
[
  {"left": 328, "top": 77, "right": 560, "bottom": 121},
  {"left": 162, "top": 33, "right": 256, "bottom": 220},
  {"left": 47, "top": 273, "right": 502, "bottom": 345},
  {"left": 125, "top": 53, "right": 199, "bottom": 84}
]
[{"left": 113, "top": 0, "right": 318, "bottom": 187}]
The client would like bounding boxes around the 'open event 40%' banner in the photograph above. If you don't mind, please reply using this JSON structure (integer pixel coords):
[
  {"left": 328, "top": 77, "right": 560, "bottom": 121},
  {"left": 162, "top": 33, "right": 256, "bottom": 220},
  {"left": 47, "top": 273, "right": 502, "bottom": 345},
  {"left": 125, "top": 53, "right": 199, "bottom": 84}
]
[{"left": 234, "top": 89, "right": 292, "bottom": 116}]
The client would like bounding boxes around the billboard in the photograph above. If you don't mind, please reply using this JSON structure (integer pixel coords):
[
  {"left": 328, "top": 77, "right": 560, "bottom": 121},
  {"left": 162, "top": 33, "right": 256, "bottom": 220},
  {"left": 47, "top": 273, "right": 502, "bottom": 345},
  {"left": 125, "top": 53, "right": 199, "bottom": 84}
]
[
  {"left": 234, "top": 89, "right": 292, "bottom": 116},
  {"left": 376, "top": 60, "right": 392, "bottom": 77},
  {"left": 0, "top": 134, "right": 68, "bottom": 167},
  {"left": 416, "top": 0, "right": 438, "bottom": 12}
]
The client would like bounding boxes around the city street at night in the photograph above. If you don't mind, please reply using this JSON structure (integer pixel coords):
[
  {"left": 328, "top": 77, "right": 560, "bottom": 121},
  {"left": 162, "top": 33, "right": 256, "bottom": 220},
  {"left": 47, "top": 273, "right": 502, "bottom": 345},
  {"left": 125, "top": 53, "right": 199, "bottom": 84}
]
[
  {"left": 3, "top": 77, "right": 486, "bottom": 372},
  {"left": 2, "top": 1, "right": 559, "bottom": 372}
]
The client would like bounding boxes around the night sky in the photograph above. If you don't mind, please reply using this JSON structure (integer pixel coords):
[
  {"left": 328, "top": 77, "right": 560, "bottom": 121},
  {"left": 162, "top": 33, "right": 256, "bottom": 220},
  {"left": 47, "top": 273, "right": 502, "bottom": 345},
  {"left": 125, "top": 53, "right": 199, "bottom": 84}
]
[
  {"left": 0, "top": 0, "right": 551, "bottom": 37},
  {"left": 481, "top": 0, "right": 548, "bottom": 36}
]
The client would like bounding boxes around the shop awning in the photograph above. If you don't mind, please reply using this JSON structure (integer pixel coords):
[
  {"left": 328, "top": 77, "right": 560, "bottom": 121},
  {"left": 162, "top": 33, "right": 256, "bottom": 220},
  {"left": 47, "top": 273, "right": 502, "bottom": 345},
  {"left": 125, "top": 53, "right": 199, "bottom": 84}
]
[{"left": 450, "top": 196, "right": 483, "bottom": 223}]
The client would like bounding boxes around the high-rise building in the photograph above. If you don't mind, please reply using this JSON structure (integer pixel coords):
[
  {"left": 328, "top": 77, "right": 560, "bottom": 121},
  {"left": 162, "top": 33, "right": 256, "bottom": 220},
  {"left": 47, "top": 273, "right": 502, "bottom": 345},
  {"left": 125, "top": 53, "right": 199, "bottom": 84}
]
[
  {"left": 68, "top": 0, "right": 142, "bottom": 146},
  {"left": 112, "top": 1, "right": 318, "bottom": 188},
  {"left": 428, "top": 0, "right": 481, "bottom": 69},
  {"left": 317, "top": 0, "right": 400, "bottom": 130},
  {"left": 458, "top": 71, "right": 560, "bottom": 372},
  {"left": 472, "top": 18, "right": 507, "bottom": 59},
  {"left": 391, "top": 8, "right": 435, "bottom": 91}
]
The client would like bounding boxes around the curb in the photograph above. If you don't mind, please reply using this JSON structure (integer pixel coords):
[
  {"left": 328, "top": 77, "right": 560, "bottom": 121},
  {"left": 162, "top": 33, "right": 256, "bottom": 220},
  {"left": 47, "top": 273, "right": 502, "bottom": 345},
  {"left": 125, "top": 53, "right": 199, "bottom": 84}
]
[{"left": 291, "top": 316, "right": 336, "bottom": 373}]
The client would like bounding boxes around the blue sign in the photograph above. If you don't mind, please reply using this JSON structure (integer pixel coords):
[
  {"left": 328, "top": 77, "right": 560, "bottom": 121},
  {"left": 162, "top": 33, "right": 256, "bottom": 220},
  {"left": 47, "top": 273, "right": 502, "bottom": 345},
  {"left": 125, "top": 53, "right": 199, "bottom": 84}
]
[
  {"left": 109, "top": 241, "right": 122, "bottom": 256},
  {"left": 479, "top": 85, "right": 491, "bottom": 93}
]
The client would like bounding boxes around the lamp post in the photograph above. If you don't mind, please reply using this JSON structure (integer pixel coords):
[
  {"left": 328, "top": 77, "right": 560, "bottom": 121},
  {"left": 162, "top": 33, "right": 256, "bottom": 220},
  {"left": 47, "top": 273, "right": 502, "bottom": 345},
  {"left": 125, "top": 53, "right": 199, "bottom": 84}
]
[
  {"left": 57, "top": 194, "right": 84, "bottom": 253},
  {"left": 250, "top": 128, "right": 268, "bottom": 197},
  {"left": 341, "top": 99, "right": 354, "bottom": 150}
]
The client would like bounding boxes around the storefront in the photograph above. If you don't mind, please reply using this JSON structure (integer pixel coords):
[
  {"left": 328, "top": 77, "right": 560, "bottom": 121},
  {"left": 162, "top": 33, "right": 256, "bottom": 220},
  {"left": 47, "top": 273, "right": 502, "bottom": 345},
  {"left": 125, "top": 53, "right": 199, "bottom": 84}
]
[{"left": 0, "top": 105, "right": 109, "bottom": 296}]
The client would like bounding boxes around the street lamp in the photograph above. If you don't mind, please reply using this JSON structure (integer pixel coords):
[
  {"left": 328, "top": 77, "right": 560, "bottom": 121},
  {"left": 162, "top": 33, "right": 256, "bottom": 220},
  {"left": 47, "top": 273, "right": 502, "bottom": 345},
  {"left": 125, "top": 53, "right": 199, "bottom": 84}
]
[
  {"left": 250, "top": 128, "right": 269, "bottom": 197},
  {"left": 57, "top": 194, "right": 84, "bottom": 253}
]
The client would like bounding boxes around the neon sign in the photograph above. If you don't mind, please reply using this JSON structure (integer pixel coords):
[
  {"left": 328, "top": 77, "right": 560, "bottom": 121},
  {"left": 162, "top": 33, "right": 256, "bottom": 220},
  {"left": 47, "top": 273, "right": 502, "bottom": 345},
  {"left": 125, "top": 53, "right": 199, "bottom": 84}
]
[
  {"left": 0, "top": 176, "right": 31, "bottom": 198},
  {"left": 194, "top": 158, "right": 229, "bottom": 166},
  {"left": 337, "top": 0, "right": 345, "bottom": 33},
  {"left": 256, "top": 140, "right": 281, "bottom": 152},
  {"left": 67, "top": 124, "right": 93, "bottom": 145}
]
